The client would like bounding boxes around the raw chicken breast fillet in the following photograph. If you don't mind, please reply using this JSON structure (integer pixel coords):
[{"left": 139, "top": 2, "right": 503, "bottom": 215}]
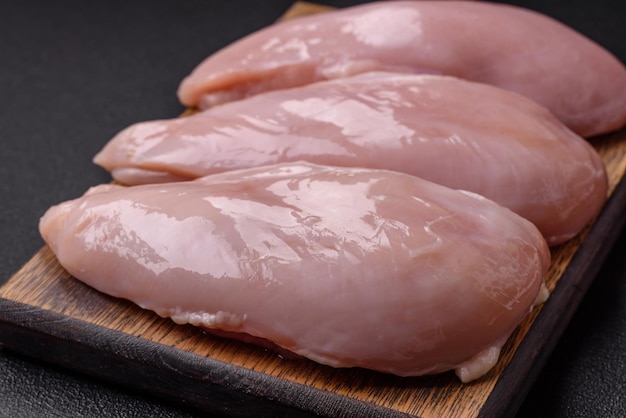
[
  {"left": 40, "top": 162, "right": 550, "bottom": 382},
  {"left": 177, "top": 1, "right": 626, "bottom": 137},
  {"left": 95, "top": 73, "right": 608, "bottom": 245}
]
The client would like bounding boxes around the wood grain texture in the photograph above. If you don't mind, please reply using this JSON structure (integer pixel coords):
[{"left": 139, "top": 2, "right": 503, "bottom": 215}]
[{"left": 2, "top": 3, "right": 626, "bottom": 417}]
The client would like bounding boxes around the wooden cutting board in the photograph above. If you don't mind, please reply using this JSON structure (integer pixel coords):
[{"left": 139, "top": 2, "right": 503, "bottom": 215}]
[{"left": 2, "top": 2, "right": 626, "bottom": 417}]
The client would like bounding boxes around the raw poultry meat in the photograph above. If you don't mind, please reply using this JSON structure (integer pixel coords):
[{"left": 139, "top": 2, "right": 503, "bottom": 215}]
[
  {"left": 39, "top": 162, "right": 550, "bottom": 382},
  {"left": 95, "top": 72, "right": 608, "bottom": 245},
  {"left": 177, "top": 1, "right": 626, "bottom": 137}
]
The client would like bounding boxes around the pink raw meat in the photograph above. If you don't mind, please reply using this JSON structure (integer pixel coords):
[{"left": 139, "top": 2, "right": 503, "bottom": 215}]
[
  {"left": 96, "top": 73, "right": 608, "bottom": 245},
  {"left": 177, "top": 1, "right": 626, "bottom": 137},
  {"left": 39, "top": 162, "right": 550, "bottom": 382}
]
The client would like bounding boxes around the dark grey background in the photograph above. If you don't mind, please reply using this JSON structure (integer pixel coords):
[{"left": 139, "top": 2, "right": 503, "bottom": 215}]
[{"left": 1, "top": 1, "right": 624, "bottom": 416}]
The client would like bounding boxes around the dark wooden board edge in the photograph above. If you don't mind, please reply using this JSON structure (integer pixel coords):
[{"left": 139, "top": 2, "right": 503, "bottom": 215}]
[
  {"left": 480, "top": 171, "right": 626, "bottom": 417},
  {"left": 0, "top": 300, "right": 413, "bottom": 418},
  {"left": 2, "top": 175, "right": 624, "bottom": 418}
]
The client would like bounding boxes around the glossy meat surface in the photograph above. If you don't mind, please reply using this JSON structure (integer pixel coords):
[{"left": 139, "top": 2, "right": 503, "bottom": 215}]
[
  {"left": 40, "top": 163, "right": 550, "bottom": 382},
  {"left": 96, "top": 73, "right": 608, "bottom": 245},
  {"left": 177, "top": 1, "right": 626, "bottom": 137}
]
